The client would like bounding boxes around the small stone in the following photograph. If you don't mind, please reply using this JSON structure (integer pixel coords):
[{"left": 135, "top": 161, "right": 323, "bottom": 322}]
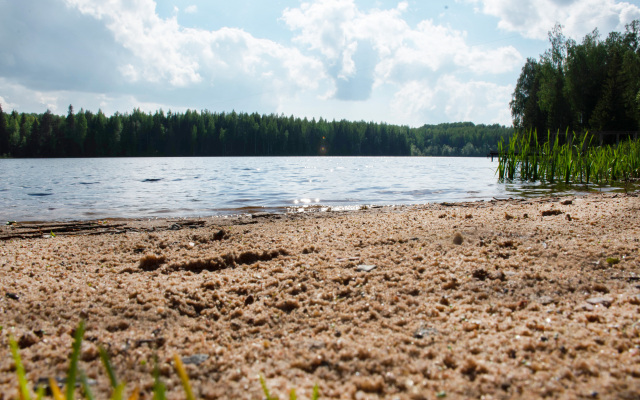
[
  {"left": 452, "top": 232, "right": 463, "bottom": 245},
  {"left": 542, "top": 209, "right": 563, "bottom": 216},
  {"left": 413, "top": 326, "right": 438, "bottom": 339},
  {"left": 539, "top": 296, "right": 555, "bottom": 305},
  {"left": 561, "top": 199, "right": 573, "bottom": 205},
  {"left": 504, "top": 212, "right": 514, "bottom": 220},
  {"left": 182, "top": 354, "right": 209, "bottom": 365},
  {"left": 586, "top": 297, "right": 613, "bottom": 308},
  {"left": 356, "top": 264, "right": 377, "bottom": 272},
  {"left": 6, "top": 292, "right": 19, "bottom": 301}
]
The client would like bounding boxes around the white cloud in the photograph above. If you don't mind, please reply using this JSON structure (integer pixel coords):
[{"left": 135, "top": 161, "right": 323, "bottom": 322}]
[
  {"left": 0, "top": 77, "right": 185, "bottom": 115},
  {"left": 391, "top": 76, "right": 513, "bottom": 126},
  {"left": 283, "top": 0, "right": 522, "bottom": 102},
  {"left": 184, "top": 5, "right": 197, "bottom": 14},
  {"left": 0, "top": 95, "right": 17, "bottom": 110},
  {"left": 469, "top": 0, "right": 640, "bottom": 40},
  {"left": 63, "top": 0, "right": 327, "bottom": 93}
]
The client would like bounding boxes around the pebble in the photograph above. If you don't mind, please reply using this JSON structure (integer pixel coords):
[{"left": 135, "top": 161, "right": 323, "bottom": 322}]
[
  {"left": 452, "top": 232, "right": 463, "bottom": 245},
  {"left": 182, "top": 354, "right": 209, "bottom": 365},
  {"left": 586, "top": 297, "right": 613, "bottom": 308},
  {"left": 413, "top": 326, "right": 438, "bottom": 339},
  {"left": 6, "top": 292, "right": 19, "bottom": 301},
  {"left": 542, "top": 209, "right": 563, "bottom": 216},
  {"left": 539, "top": 296, "right": 555, "bottom": 305},
  {"left": 356, "top": 264, "right": 377, "bottom": 272}
]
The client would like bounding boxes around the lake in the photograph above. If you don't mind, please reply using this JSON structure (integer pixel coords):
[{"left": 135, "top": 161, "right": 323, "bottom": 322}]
[{"left": 0, "top": 157, "right": 608, "bottom": 221}]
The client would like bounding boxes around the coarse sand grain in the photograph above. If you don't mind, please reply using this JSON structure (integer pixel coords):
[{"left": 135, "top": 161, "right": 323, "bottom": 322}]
[{"left": 1, "top": 192, "right": 640, "bottom": 399}]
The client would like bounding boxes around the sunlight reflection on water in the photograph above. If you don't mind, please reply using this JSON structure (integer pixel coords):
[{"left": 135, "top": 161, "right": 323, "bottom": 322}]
[{"left": 0, "top": 156, "right": 632, "bottom": 221}]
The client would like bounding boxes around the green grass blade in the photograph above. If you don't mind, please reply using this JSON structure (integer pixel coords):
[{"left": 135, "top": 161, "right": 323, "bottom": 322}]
[
  {"left": 289, "top": 388, "right": 297, "bottom": 400},
  {"left": 109, "top": 383, "right": 126, "bottom": 400},
  {"left": 260, "top": 375, "right": 278, "bottom": 400},
  {"left": 66, "top": 320, "right": 86, "bottom": 400},
  {"left": 9, "top": 335, "right": 32, "bottom": 400},
  {"left": 152, "top": 354, "right": 167, "bottom": 400},
  {"left": 99, "top": 346, "right": 119, "bottom": 389},
  {"left": 311, "top": 384, "right": 320, "bottom": 400},
  {"left": 35, "top": 385, "right": 45, "bottom": 400},
  {"left": 80, "top": 371, "right": 95, "bottom": 400}
]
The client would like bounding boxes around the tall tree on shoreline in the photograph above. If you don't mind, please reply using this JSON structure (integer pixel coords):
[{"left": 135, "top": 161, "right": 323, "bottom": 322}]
[
  {"left": 510, "top": 20, "right": 640, "bottom": 136},
  {"left": 0, "top": 104, "right": 8, "bottom": 156}
]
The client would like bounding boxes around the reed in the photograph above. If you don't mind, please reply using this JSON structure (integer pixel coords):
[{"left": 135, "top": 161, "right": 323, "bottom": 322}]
[{"left": 497, "top": 130, "right": 640, "bottom": 185}]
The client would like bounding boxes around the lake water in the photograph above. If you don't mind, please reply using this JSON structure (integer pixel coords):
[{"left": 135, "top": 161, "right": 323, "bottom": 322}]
[{"left": 0, "top": 157, "right": 609, "bottom": 222}]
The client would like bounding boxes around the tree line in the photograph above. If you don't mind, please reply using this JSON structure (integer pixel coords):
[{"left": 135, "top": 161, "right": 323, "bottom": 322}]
[
  {"left": 0, "top": 105, "right": 512, "bottom": 158},
  {"left": 510, "top": 20, "right": 640, "bottom": 138}
]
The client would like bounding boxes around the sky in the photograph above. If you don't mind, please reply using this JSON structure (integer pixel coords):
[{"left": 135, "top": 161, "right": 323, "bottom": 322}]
[{"left": 0, "top": 0, "right": 639, "bottom": 127}]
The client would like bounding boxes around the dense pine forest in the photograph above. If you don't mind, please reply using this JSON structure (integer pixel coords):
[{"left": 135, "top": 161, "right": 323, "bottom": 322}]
[
  {"left": 0, "top": 105, "right": 511, "bottom": 158},
  {"left": 511, "top": 21, "right": 640, "bottom": 136}
]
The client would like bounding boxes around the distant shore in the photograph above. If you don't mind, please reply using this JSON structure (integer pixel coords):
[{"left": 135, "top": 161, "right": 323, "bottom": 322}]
[{"left": 1, "top": 191, "right": 640, "bottom": 398}]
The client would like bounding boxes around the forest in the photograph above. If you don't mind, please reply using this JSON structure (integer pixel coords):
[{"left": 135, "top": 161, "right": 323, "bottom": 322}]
[
  {"left": 510, "top": 20, "right": 640, "bottom": 137},
  {"left": 0, "top": 105, "right": 511, "bottom": 158}
]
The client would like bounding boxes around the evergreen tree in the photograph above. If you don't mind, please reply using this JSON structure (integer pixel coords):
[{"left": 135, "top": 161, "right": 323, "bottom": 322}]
[{"left": 0, "top": 104, "right": 8, "bottom": 156}]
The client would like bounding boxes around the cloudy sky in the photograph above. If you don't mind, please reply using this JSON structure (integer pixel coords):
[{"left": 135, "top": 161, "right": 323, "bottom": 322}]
[{"left": 1, "top": 0, "right": 639, "bottom": 127}]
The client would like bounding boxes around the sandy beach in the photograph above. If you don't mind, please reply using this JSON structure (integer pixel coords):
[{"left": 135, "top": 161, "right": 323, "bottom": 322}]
[{"left": 1, "top": 191, "right": 640, "bottom": 399}]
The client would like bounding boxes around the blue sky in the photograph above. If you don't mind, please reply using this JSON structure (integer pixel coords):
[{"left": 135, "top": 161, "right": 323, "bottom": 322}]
[{"left": 1, "top": 0, "right": 639, "bottom": 127}]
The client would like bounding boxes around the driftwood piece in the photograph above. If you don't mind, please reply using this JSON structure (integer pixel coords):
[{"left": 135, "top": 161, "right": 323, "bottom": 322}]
[{"left": 0, "top": 219, "right": 209, "bottom": 240}]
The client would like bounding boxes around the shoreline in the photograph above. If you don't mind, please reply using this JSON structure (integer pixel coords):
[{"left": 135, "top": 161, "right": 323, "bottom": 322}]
[{"left": 1, "top": 191, "right": 640, "bottom": 399}]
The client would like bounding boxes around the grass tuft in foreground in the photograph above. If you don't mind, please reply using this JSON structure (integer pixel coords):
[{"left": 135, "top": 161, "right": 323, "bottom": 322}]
[{"left": 9, "top": 320, "right": 319, "bottom": 399}]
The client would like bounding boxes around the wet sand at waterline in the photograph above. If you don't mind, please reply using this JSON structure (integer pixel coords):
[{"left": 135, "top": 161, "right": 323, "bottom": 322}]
[{"left": 1, "top": 192, "right": 639, "bottom": 399}]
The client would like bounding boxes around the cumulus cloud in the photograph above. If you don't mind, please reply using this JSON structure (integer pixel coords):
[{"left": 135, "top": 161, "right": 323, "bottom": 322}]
[
  {"left": 184, "top": 5, "right": 197, "bottom": 14},
  {"left": 469, "top": 0, "right": 640, "bottom": 40},
  {"left": 391, "top": 76, "right": 513, "bottom": 126},
  {"left": 282, "top": 0, "right": 522, "bottom": 102},
  {"left": 64, "top": 0, "right": 326, "bottom": 92},
  {"left": 0, "top": 77, "right": 184, "bottom": 115}
]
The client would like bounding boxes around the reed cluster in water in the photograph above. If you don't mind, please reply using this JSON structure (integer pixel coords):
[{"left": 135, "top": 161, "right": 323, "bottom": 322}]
[{"left": 497, "top": 130, "right": 640, "bottom": 185}]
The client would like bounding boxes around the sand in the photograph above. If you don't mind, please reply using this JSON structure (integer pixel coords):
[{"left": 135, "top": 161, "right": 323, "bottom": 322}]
[{"left": 1, "top": 191, "right": 640, "bottom": 399}]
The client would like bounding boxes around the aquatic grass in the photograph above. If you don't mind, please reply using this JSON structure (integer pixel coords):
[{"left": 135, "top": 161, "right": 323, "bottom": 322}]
[
  {"left": 497, "top": 129, "right": 640, "bottom": 186},
  {"left": 10, "top": 319, "right": 320, "bottom": 399}
]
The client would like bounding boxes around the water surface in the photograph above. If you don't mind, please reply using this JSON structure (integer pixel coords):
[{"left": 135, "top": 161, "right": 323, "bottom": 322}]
[{"left": 0, "top": 157, "right": 616, "bottom": 221}]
